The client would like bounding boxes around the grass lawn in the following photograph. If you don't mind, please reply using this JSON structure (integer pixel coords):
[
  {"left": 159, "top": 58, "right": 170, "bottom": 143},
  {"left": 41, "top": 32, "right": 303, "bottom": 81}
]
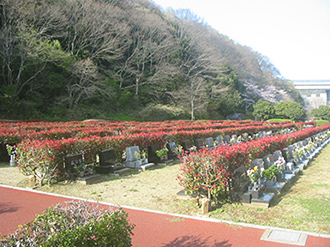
[{"left": 0, "top": 144, "right": 329, "bottom": 235}]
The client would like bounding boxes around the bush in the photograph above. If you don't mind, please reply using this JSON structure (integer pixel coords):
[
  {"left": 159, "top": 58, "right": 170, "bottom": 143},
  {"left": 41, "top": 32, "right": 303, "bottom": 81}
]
[
  {"left": 315, "top": 120, "right": 330, "bottom": 126},
  {"left": 312, "top": 105, "right": 330, "bottom": 121},
  {"left": 0, "top": 201, "right": 135, "bottom": 247},
  {"left": 138, "top": 104, "right": 188, "bottom": 121}
]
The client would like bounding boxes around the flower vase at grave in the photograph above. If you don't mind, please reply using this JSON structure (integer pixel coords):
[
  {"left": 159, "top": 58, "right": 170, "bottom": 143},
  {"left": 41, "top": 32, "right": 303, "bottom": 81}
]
[
  {"left": 251, "top": 183, "right": 261, "bottom": 199},
  {"left": 266, "top": 177, "right": 276, "bottom": 188},
  {"left": 9, "top": 154, "right": 17, "bottom": 167}
]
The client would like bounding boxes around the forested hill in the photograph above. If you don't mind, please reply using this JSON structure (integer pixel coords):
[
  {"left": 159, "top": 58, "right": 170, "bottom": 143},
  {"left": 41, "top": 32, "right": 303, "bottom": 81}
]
[{"left": 0, "top": 0, "right": 303, "bottom": 120}]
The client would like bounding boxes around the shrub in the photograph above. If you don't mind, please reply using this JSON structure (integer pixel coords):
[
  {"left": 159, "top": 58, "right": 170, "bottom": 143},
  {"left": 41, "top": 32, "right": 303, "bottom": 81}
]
[
  {"left": 138, "top": 104, "right": 188, "bottom": 121},
  {"left": 315, "top": 120, "right": 329, "bottom": 126},
  {"left": 0, "top": 201, "right": 135, "bottom": 247}
]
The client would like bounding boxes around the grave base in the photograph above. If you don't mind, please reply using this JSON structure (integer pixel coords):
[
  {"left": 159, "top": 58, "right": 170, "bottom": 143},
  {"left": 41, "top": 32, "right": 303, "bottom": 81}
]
[
  {"left": 265, "top": 181, "right": 286, "bottom": 193},
  {"left": 141, "top": 163, "right": 155, "bottom": 171},
  {"left": 157, "top": 159, "right": 174, "bottom": 166},
  {"left": 251, "top": 192, "right": 275, "bottom": 208},
  {"left": 113, "top": 167, "right": 131, "bottom": 176},
  {"left": 76, "top": 174, "right": 101, "bottom": 185},
  {"left": 278, "top": 173, "right": 295, "bottom": 183}
]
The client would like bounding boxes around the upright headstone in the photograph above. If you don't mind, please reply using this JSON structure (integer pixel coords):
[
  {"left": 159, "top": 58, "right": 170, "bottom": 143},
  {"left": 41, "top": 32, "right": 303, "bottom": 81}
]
[
  {"left": 194, "top": 139, "right": 205, "bottom": 150},
  {"left": 230, "top": 166, "right": 251, "bottom": 203},
  {"left": 181, "top": 140, "right": 193, "bottom": 152},
  {"left": 205, "top": 137, "right": 215, "bottom": 149},
  {"left": 215, "top": 136, "right": 223, "bottom": 146},
  {"left": 224, "top": 135, "right": 231, "bottom": 144},
  {"left": 95, "top": 149, "right": 125, "bottom": 174},
  {"left": 147, "top": 144, "right": 161, "bottom": 163},
  {"left": 230, "top": 134, "right": 238, "bottom": 144},
  {"left": 125, "top": 146, "right": 147, "bottom": 168},
  {"left": 263, "top": 154, "right": 272, "bottom": 169},
  {"left": 166, "top": 142, "right": 178, "bottom": 159}
]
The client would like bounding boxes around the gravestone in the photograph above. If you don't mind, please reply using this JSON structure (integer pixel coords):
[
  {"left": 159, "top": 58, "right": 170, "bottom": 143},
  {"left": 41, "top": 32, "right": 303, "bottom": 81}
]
[
  {"left": 272, "top": 150, "right": 283, "bottom": 162},
  {"left": 65, "top": 153, "right": 83, "bottom": 175},
  {"left": 148, "top": 144, "right": 173, "bottom": 165},
  {"left": 205, "top": 137, "right": 215, "bottom": 149},
  {"left": 65, "top": 153, "right": 101, "bottom": 184},
  {"left": 263, "top": 154, "right": 272, "bottom": 169},
  {"left": 166, "top": 142, "right": 178, "bottom": 160},
  {"left": 229, "top": 166, "right": 251, "bottom": 203},
  {"left": 95, "top": 149, "right": 127, "bottom": 174},
  {"left": 194, "top": 139, "right": 205, "bottom": 150},
  {"left": 281, "top": 148, "right": 290, "bottom": 162},
  {"left": 147, "top": 144, "right": 161, "bottom": 163},
  {"left": 224, "top": 135, "right": 231, "bottom": 144},
  {"left": 125, "top": 146, "right": 153, "bottom": 169},
  {"left": 215, "top": 136, "right": 223, "bottom": 146},
  {"left": 181, "top": 140, "right": 193, "bottom": 152},
  {"left": 230, "top": 134, "right": 238, "bottom": 144}
]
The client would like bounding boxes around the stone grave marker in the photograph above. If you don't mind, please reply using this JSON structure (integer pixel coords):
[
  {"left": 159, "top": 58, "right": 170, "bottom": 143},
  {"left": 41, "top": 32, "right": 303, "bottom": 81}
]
[
  {"left": 65, "top": 153, "right": 101, "bottom": 184},
  {"left": 215, "top": 136, "right": 223, "bottom": 146},
  {"left": 229, "top": 166, "right": 251, "bottom": 203},
  {"left": 125, "top": 146, "right": 154, "bottom": 170},
  {"left": 95, "top": 149, "right": 127, "bottom": 175},
  {"left": 224, "top": 135, "right": 231, "bottom": 144},
  {"left": 205, "top": 137, "right": 215, "bottom": 149},
  {"left": 181, "top": 140, "right": 193, "bottom": 152},
  {"left": 148, "top": 144, "right": 173, "bottom": 165},
  {"left": 230, "top": 134, "right": 238, "bottom": 144},
  {"left": 166, "top": 142, "right": 178, "bottom": 160},
  {"left": 194, "top": 139, "right": 205, "bottom": 150},
  {"left": 263, "top": 154, "right": 272, "bottom": 169}
]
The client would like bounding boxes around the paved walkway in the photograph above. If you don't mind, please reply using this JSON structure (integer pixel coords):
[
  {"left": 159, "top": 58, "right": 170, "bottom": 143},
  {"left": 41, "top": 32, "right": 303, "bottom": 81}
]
[{"left": 0, "top": 185, "right": 329, "bottom": 247}]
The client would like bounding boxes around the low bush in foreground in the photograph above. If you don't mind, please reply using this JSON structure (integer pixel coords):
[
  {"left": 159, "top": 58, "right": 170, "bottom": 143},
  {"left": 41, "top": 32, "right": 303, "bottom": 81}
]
[{"left": 0, "top": 201, "right": 135, "bottom": 247}]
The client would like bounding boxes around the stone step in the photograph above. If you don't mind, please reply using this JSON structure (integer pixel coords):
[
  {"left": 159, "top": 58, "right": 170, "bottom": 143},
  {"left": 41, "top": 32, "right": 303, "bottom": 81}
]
[
  {"left": 157, "top": 159, "right": 174, "bottom": 166},
  {"left": 76, "top": 174, "right": 101, "bottom": 185},
  {"left": 141, "top": 163, "right": 155, "bottom": 171},
  {"left": 113, "top": 167, "right": 131, "bottom": 176}
]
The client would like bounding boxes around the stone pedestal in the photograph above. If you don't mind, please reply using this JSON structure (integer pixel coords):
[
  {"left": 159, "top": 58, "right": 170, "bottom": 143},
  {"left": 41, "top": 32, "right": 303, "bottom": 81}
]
[{"left": 76, "top": 174, "right": 101, "bottom": 185}]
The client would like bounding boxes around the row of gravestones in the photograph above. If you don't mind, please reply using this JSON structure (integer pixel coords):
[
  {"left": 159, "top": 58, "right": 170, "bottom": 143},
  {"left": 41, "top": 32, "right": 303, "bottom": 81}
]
[
  {"left": 64, "top": 129, "right": 296, "bottom": 178},
  {"left": 230, "top": 130, "right": 330, "bottom": 208}
]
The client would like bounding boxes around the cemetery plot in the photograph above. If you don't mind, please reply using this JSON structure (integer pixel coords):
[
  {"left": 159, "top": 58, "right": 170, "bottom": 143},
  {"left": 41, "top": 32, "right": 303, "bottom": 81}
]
[{"left": 95, "top": 149, "right": 129, "bottom": 175}]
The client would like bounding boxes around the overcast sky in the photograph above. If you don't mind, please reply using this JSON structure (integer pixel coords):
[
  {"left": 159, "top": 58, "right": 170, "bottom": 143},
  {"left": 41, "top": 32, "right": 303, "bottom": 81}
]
[{"left": 152, "top": 0, "right": 330, "bottom": 81}]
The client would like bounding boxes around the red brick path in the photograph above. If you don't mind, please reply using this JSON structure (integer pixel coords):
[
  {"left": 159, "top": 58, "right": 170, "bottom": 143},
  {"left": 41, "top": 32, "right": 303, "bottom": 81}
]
[{"left": 1, "top": 186, "right": 329, "bottom": 247}]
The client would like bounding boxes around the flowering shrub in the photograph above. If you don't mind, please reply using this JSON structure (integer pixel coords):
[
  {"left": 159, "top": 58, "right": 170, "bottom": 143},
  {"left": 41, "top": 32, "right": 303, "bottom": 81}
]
[
  {"left": 9, "top": 121, "right": 326, "bottom": 186},
  {"left": 178, "top": 124, "right": 329, "bottom": 203},
  {"left": 0, "top": 201, "right": 135, "bottom": 246}
]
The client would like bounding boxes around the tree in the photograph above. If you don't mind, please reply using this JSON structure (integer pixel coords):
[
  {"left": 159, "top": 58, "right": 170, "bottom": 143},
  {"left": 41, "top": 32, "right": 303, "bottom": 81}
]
[
  {"left": 312, "top": 105, "right": 330, "bottom": 121},
  {"left": 274, "top": 101, "right": 306, "bottom": 121},
  {"left": 252, "top": 100, "right": 275, "bottom": 121},
  {"left": 168, "top": 9, "right": 224, "bottom": 120}
]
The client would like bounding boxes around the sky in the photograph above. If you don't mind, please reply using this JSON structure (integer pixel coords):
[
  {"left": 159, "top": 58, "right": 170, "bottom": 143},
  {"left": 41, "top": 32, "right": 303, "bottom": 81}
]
[{"left": 152, "top": 0, "right": 330, "bottom": 81}]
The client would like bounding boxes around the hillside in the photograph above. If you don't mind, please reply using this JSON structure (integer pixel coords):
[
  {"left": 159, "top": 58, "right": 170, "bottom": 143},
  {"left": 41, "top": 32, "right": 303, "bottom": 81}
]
[{"left": 0, "top": 0, "right": 303, "bottom": 120}]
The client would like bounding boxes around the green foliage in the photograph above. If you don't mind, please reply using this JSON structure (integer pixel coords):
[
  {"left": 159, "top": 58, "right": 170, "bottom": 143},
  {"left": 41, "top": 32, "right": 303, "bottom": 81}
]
[
  {"left": 315, "top": 120, "right": 330, "bottom": 126},
  {"left": 0, "top": 201, "right": 134, "bottom": 247},
  {"left": 252, "top": 100, "right": 275, "bottom": 121},
  {"left": 263, "top": 165, "right": 281, "bottom": 180},
  {"left": 0, "top": 0, "right": 303, "bottom": 121},
  {"left": 274, "top": 101, "right": 306, "bottom": 121},
  {"left": 138, "top": 104, "right": 188, "bottom": 121},
  {"left": 312, "top": 105, "right": 330, "bottom": 121},
  {"left": 267, "top": 118, "right": 292, "bottom": 122}
]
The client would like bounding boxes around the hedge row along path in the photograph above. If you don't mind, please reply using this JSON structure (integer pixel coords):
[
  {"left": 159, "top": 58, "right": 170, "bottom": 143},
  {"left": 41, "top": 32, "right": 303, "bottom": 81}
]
[{"left": 1, "top": 185, "right": 329, "bottom": 246}]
